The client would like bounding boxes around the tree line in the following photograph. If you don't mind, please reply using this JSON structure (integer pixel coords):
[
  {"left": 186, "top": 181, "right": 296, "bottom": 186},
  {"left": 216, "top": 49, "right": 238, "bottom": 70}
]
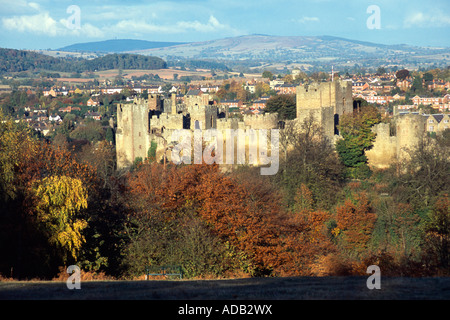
[{"left": 0, "top": 48, "right": 167, "bottom": 74}]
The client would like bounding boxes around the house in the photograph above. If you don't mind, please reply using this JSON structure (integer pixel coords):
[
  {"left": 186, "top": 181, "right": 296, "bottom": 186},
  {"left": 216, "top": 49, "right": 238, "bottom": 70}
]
[
  {"left": 86, "top": 98, "right": 99, "bottom": 107},
  {"left": 396, "top": 79, "right": 412, "bottom": 91},
  {"left": 220, "top": 100, "right": 243, "bottom": 109},
  {"left": 269, "top": 79, "right": 285, "bottom": 89},
  {"left": 274, "top": 83, "right": 296, "bottom": 95},
  {"left": 49, "top": 114, "right": 62, "bottom": 122},
  {"left": 427, "top": 80, "right": 449, "bottom": 91},
  {"left": 396, "top": 105, "right": 416, "bottom": 111},
  {"left": 412, "top": 95, "right": 446, "bottom": 106},
  {"left": 252, "top": 100, "right": 268, "bottom": 110},
  {"left": 425, "top": 114, "right": 450, "bottom": 133},
  {"left": 200, "top": 85, "right": 219, "bottom": 93},
  {"left": 352, "top": 82, "right": 370, "bottom": 92},
  {"left": 358, "top": 94, "right": 393, "bottom": 105},
  {"left": 85, "top": 112, "right": 102, "bottom": 121},
  {"left": 59, "top": 106, "right": 81, "bottom": 113},
  {"left": 43, "top": 88, "right": 57, "bottom": 97},
  {"left": 244, "top": 84, "right": 256, "bottom": 94},
  {"left": 393, "top": 93, "right": 405, "bottom": 101},
  {"left": 100, "top": 87, "right": 124, "bottom": 95}
]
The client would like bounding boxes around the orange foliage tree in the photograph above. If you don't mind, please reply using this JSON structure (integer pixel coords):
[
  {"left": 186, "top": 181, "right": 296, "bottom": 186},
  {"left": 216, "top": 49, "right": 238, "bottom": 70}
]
[
  {"left": 126, "top": 164, "right": 339, "bottom": 277},
  {"left": 334, "top": 192, "right": 377, "bottom": 257}
]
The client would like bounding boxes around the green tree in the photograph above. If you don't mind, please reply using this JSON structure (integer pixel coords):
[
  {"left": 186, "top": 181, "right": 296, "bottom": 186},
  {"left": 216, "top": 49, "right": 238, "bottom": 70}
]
[
  {"left": 411, "top": 76, "right": 423, "bottom": 93},
  {"left": 265, "top": 94, "right": 296, "bottom": 120},
  {"left": 105, "top": 127, "right": 115, "bottom": 144},
  {"left": 423, "top": 72, "right": 433, "bottom": 82},
  {"left": 262, "top": 70, "right": 273, "bottom": 79},
  {"left": 336, "top": 105, "right": 381, "bottom": 178}
]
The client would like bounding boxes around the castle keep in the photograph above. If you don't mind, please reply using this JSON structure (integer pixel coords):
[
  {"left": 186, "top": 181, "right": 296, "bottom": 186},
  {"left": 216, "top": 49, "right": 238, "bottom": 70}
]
[{"left": 296, "top": 80, "right": 353, "bottom": 140}]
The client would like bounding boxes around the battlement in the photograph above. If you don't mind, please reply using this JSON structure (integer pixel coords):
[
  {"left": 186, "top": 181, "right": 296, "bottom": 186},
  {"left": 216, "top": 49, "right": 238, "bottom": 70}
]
[
  {"left": 216, "top": 118, "right": 243, "bottom": 130},
  {"left": 243, "top": 113, "right": 279, "bottom": 129},
  {"left": 150, "top": 113, "right": 183, "bottom": 130},
  {"left": 187, "top": 103, "right": 217, "bottom": 114},
  {"left": 296, "top": 80, "right": 353, "bottom": 114}
]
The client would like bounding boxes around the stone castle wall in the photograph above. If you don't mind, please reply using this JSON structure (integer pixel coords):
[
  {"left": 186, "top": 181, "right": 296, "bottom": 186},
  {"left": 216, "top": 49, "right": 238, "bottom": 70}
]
[
  {"left": 366, "top": 113, "right": 427, "bottom": 169},
  {"left": 365, "top": 122, "right": 397, "bottom": 169},
  {"left": 243, "top": 113, "right": 279, "bottom": 130}
]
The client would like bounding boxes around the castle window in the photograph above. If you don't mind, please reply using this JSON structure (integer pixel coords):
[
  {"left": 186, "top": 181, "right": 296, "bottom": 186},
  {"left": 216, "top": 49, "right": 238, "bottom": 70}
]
[
  {"left": 429, "top": 126, "right": 434, "bottom": 131},
  {"left": 429, "top": 119, "right": 434, "bottom": 123}
]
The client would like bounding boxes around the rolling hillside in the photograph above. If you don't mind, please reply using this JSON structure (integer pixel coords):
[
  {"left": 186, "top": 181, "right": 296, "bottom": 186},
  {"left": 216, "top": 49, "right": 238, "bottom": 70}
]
[
  {"left": 58, "top": 39, "right": 187, "bottom": 53},
  {"left": 127, "top": 34, "right": 450, "bottom": 69}
]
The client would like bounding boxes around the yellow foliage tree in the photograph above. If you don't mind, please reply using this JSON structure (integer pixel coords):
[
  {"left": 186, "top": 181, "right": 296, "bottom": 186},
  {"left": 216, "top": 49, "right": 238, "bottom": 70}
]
[{"left": 32, "top": 175, "right": 88, "bottom": 261}]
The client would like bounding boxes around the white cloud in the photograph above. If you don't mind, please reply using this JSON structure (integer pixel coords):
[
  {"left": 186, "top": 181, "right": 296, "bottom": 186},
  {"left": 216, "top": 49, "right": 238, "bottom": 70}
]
[
  {"left": 297, "top": 16, "right": 320, "bottom": 24},
  {"left": 109, "top": 15, "right": 236, "bottom": 35},
  {"left": 404, "top": 11, "right": 450, "bottom": 28},
  {"left": 28, "top": 2, "right": 40, "bottom": 11},
  {"left": 2, "top": 12, "right": 60, "bottom": 36},
  {"left": 2, "top": 8, "right": 105, "bottom": 38}
]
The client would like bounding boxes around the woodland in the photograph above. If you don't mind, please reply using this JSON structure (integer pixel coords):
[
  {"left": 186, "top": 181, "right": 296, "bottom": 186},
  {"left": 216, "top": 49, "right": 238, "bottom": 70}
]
[{"left": 0, "top": 102, "right": 448, "bottom": 280}]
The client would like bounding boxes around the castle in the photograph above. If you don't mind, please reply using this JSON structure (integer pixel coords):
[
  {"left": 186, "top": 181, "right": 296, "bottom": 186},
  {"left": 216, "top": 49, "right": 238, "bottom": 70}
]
[
  {"left": 115, "top": 91, "right": 280, "bottom": 169},
  {"left": 115, "top": 80, "right": 445, "bottom": 171}
]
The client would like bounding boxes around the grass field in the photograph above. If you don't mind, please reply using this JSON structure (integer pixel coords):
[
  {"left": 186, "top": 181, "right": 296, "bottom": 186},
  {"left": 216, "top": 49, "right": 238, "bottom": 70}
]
[{"left": 1, "top": 276, "right": 449, "bottom": 300}]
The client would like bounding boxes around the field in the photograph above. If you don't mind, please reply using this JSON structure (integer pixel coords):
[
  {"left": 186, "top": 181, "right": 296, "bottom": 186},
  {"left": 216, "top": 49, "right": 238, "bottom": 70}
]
[{"left": 1, "top": 276, "right": 449, "bottom": 300}]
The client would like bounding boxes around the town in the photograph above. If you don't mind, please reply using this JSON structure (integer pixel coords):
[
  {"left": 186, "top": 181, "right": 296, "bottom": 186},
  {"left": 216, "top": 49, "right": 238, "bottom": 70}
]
[{"left": 1, "top": 65, "right": 449, "bottom": 148}]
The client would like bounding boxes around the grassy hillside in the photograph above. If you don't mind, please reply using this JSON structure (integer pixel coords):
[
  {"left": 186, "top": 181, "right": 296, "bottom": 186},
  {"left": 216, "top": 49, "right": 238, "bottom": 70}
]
[{"left": 58, "top": 39, "right": 187, "bottom": 53}]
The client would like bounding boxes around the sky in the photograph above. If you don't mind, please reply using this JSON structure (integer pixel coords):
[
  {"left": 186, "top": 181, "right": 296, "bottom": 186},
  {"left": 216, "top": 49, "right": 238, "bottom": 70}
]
[{"left": 1, "top": 0, "right": 450, "bottom": 50}]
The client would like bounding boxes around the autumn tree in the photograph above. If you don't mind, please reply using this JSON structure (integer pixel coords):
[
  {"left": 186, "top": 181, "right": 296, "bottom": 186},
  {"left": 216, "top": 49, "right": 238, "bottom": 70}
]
[
  {"left": 124, "top": 162, "right": 311, "bottom": 277},
  {"left": 423, "top": 194, "right": 450, "bottom": 272},
  {"left": 275, "top": 115, "right": 345, "bottom": 211},
  {"left": 334, "top": 192, "right": 377, "bottom": 257},
  {"left": 32, "top": 175, "right": 88, "bottom": 262},
  {"left": 371, "top": 198, "right": 421, "bottom": 259},
  {"left": 396, "top": 69, "right": 410, "bottom": 81}
]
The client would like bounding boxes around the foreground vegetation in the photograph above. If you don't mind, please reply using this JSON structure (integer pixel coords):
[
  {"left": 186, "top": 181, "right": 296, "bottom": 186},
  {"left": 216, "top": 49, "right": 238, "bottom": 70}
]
[{"left": 0, "top": 104, "right": 449, "bottom": 280}]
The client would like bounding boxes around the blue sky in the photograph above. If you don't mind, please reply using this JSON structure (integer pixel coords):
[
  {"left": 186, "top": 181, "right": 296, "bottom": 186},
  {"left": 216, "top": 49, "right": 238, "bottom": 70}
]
[{"left": 1, "top": 0, "right": 449, "bottom": 50}]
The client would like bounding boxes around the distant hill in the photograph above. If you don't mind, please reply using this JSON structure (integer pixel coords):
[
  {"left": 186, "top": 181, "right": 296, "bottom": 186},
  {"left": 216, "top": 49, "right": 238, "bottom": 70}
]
[
  {"left": 128, "top": 34, "right": 450, "bottom": 69},
  {"left": 58, "top": 39, "right": 187, "bottom": 53},
  {"left": 0, "top": 48, "right": 166, "bottom": 74}
]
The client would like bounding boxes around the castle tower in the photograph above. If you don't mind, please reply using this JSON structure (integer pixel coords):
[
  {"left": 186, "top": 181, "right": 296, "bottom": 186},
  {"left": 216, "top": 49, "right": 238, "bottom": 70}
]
[
  {"left": 296, "top": 80, "right": 353, "bottom": 140},
  {"left": 395, "top": 113, "right": 426, "bottom": 160},
  {"left": 171, "top": 92, "right": 177, "bottom": 115},
  {"left": 148, "top": 93, "right": 162, "bottom": 111},
  {"left": 116, "top": 100, "right": 152, "bottom": 168}
]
